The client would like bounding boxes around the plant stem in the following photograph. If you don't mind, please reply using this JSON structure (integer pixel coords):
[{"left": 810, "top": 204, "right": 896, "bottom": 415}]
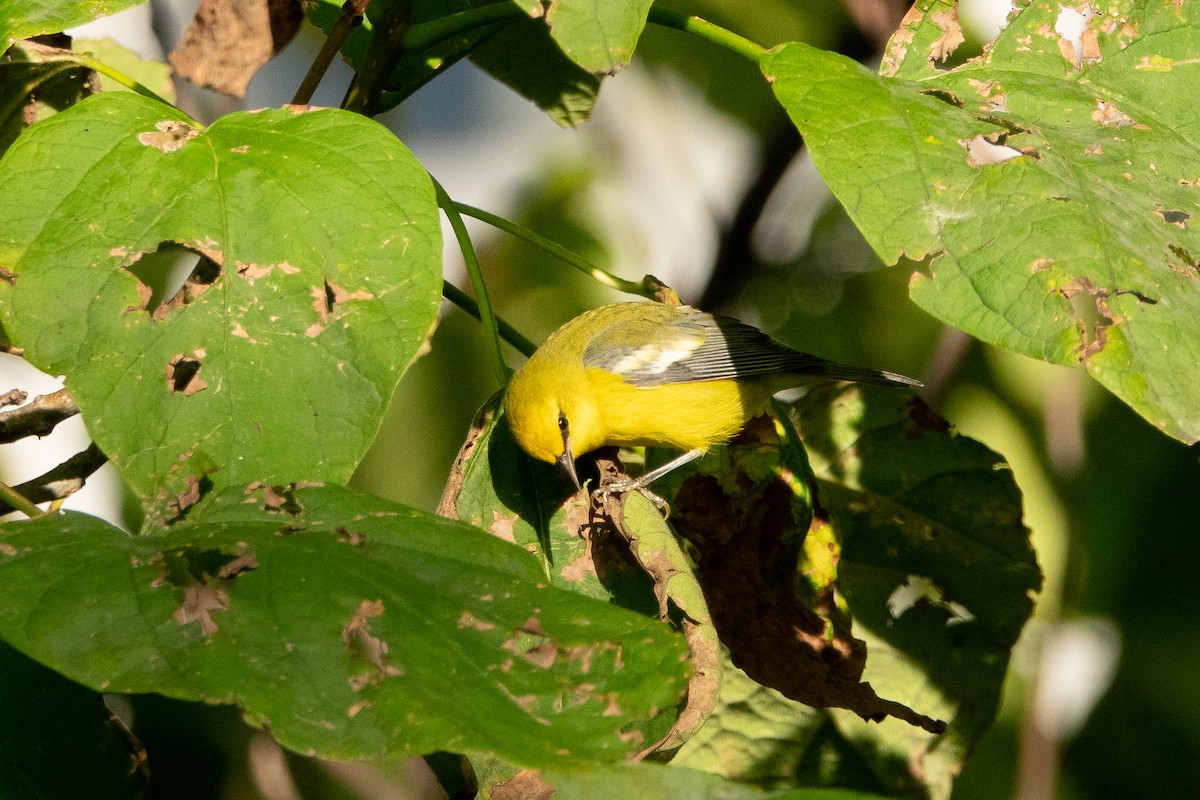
[
  {"left": 434, "top": 180, "right": 510, "bottom": 387},
  {"left": 0, "top": 479, "right": 44, "bottom": 518},
  {"left": 646, "top": 6, "right": 768, "bottom": 63},
  {"left": 344, "top": 0, "right": 412, "bottom": 114},
  {"left": 452, "top": 202, "right": 664, "bottom": 301},
  {"left": 293, "top": 0, "right": 369, "bottom": 105},
  {"left": 442, "top": 281, "right": 537, "bottom": 358},
  {"left": 401, "top": 3, "right": 525, "bottom": 52},
  {"left": 72, "top": 53, "right": 179, "bottom": 109}
]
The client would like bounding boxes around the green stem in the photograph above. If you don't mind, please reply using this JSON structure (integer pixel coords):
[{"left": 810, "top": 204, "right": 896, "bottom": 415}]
[
  {"left": 0, "top": 479, "right": 44, "bottom": 518},
  {"left": 434, "top": 180, "right": 510, "bottom": 387},
  {"left": 401, "top": 3, "right": 525, "bottom": 52},
  {"left": 294, "top": 0, "right": 369, "bottom": 105},
  {"left": 72, "top": 53, "right": 179, "bottom": 110},
  {"left": 452, "top": 202, "right": 662, "bottom": 300},
  {"left": 646, "top": 6, "right": 768, "bottom": 63},
  {"left": 442, "top": 281, "right": 537, "bottom": 358}
]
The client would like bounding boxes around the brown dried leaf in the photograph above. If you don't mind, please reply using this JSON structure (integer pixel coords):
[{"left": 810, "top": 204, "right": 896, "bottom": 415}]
[
  {"left": 168, "top": 0, "right": 303, "bottom": 98},
  {"left": 665, "top": 426, "right": 946, "bottom": 735}
]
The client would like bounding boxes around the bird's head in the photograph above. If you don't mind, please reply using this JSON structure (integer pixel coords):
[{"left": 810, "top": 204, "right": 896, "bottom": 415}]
[{"left": 504, "top": 363, "right": 603, "bottom": 490}]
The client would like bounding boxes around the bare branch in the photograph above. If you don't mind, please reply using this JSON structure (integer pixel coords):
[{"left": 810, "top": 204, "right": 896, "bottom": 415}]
[
  {"left": 0, "top": 388, "right": 80, "bottom": 443},
  {"left": 0, "top": 443, "right": 109, "bottom": 516}
]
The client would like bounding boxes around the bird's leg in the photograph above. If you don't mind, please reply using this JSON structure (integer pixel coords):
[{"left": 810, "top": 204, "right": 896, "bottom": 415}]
[{"left": 596, "top": 448, "right": 704, "bottom": 496}]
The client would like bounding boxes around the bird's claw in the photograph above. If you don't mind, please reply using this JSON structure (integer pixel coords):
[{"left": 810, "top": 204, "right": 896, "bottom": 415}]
[{"left": 590, "top": 480, "right": 670, "bottom": 515}]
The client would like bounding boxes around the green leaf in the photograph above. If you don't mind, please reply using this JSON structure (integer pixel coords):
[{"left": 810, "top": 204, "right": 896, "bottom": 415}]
[
  {"left": 672, "top": 652, "right": 882, "bottom": 790},
  {"left": 443, "top": 396, "right": 659, "bottom": 614},
  {"left": 75, "top": 36, "right": 175, "bottom": 101},
  {"left": 542, "top": 762, "right": 892, "bottom": 800},
  {"left": 792, "top": 385, "right": 1041, "bottom": 798},
  {"left": 306, "top": 0, "right": 495, "bottom": 114},
  {"left": 1, "top": 0, "right": 145, "bottom": 46},
  {"left": 469, "top": 16, "right": 601, "bottom": 127},
  {"left": 612, "top": 490, "right": 720, "bottom": 754},
  {"left": 442, "top": 400, "right": 702, "bottom": 754},
  {"left": 764, "top": 0, "right": 1200, "bottom": 443},
  {"left": 543, "top": 0, "right": 653, "bottom": 75},
  {"left": 0, "top": 92, "right": 442, "bottom": 519},
  {"left": 0, "top": 483, "right": 689, "bottom": 764},
  {"left": 0, "top": 640, "right": 147, "bottom": 799}
]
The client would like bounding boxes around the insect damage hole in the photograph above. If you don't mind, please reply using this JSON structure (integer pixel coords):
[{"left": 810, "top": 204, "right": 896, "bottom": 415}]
[
  {"left": 1055, "top": 6, "right": 1099, "bottom": 68},
  {"left": 167, "top": 352, "right": 208, "bottom": 395},
  {"left": 124, "top": 242, "right": 222, "bottom": 321},
  {"left": 137, "top": 119, "right": 198, "bottom": 152},
  {"left": 961, "top": 134, "right": 1022, "bottom": 167}
]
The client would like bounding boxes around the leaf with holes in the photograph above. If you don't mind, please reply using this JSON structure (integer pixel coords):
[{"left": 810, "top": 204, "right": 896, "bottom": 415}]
[
  {"left": 0, "top": 483, "right": 690, "bottom": 763},
  {"left": 789, "top": 384, "right": 1040, "bottom": 798},
  {"left": 764, "top": 0, "right": 1200, "bottom": 442},
  {"left": 441, "top": 395, "right": 660, "bottom": 614},
  {"left": 0, "top": 92, "right": 441, "bottom": 520}
]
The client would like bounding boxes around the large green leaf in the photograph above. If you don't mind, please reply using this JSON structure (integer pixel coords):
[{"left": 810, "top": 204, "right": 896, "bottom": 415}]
[
  {"left": 0, "top": 92, "right": 442, "bottom": 519},
  {"left": 671, "top": 656, "right": 872, "bottom": 790},
  {"left": 794, "top": 385, "right": 1040, "bottom": 798},
  {"left": 764, "top": 0, "right": 1200, "bottom": 442},
  {"left": 469, "top": 15, "right": 601, "bottom": 127},
  {"left": 443, "top": 395, "right": 659, "bottom": 613},
  {"left": 542, "top": 0, "right": 653, "bottom": 74},
  {"left": 646, "top": 388, "right": 1037, "bottom": 799},
  {"left": 0, "top": 483, "right": 689, "bottom": 764},
  {"left": 0, "top": 0, "right": 145, "bottom": 46},
  {"left": 542, "top": 762, "right": 891, "bottom": 800}
]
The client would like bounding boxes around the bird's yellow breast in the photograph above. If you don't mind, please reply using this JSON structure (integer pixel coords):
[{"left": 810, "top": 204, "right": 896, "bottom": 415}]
[{"left": 579, "top": 366, "right": 773, "bottom": 453}]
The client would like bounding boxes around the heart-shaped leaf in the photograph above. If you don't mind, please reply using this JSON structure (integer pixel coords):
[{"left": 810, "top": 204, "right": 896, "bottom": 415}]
[{"left": 0, "top": 92, "right": 442, "bottom": 519}]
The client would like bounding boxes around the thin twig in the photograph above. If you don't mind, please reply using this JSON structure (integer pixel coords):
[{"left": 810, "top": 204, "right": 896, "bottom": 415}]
[
  {"left": 0, "top": 479, "right": 44, "bottom": 518},
  {"left": 442, "top": 281, "right": 537, "bottom": 358},
  {"left": 343, "top": 0, "right": 412, "bottom": 114},
  {"left": 0, "top": 388, "right": 80, "bottom": 444},
  {"left": 452, "top": 202, "right": 666, "bottom": 300},
  {"left": 0, "top": 443, "right": 109, "bottom": 517},
  {"left": 0, "top": 389, "right": 27, "bottom": 408},
  {"left": 434, "top": 180, "right": 510, "bottom": 387},
  {"left": 400, "top": 3, "right": 524, "bottom": 51},
  {"left": 292, "top": 0, "right": 370, "bottom": 105}
]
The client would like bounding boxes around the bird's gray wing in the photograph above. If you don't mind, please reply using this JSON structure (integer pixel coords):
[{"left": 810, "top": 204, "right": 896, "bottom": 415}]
[{"left": 583, "top": 307, "right": 919, "bottom": 389}]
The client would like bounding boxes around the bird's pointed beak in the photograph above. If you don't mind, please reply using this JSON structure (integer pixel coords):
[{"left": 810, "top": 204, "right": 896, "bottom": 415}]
[{"left": 556, "top": 446, "right": 581, "bottom": 490}]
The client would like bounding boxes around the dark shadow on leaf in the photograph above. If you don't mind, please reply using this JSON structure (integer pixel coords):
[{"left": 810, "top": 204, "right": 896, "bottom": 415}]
[{"left": 790, "top": 383, "right": 1041, "bottom": 747}]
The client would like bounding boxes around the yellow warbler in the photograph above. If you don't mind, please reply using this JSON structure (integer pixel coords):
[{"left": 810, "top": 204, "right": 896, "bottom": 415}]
[{"left": 504, "top": 301, "right": 920, "bottom": 488}]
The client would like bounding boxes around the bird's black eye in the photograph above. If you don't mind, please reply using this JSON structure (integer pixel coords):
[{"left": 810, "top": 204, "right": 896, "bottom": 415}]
[{"left": 557, "top": 411, "right": 569, "bottom": 434}]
